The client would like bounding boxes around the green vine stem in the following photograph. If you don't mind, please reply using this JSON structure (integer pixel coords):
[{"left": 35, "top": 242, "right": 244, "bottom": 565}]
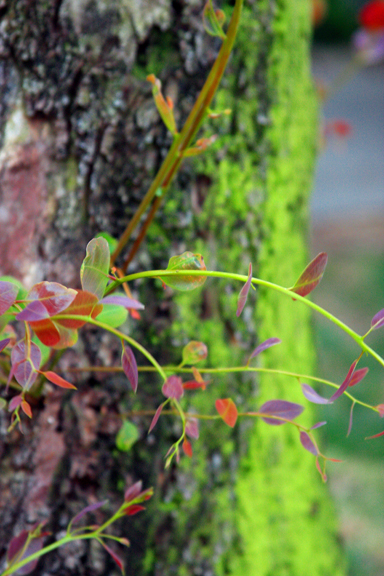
[
  {"left": 104, "top": 269, "right": 384, "bottom": 369},
  {"left": 110, "top": 0, "right": 244, "bottom": 269}
]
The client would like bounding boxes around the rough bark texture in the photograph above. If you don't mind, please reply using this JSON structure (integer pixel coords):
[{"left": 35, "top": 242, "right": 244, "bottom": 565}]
[{"left": 0, "top": 1, "right": 345, "bottom": 575}]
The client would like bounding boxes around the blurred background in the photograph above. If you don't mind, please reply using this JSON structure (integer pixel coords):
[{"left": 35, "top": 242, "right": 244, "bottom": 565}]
[{"left": 311, "top": 1, "right": 384, "bottom": 574}]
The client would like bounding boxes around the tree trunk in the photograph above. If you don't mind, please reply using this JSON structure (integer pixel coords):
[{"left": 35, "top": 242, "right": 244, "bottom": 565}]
[{"left": 0, "top": 1, "right": 345, "bottom": 575}]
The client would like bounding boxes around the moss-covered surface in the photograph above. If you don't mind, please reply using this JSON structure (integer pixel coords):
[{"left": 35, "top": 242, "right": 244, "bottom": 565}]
[{"left": 146, "top": 0, "right": 347, "bottom": 574}]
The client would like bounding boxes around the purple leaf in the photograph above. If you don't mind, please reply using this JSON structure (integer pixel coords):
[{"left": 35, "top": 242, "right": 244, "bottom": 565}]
[
  {"left": 0, "top": 281, "right": 18, "bottom": 315},
  {"left": 7, "top": 532, "right": 45, "bottom": 575},
  {"left": 99, "top": 295, "right": 144, "bottom": 310},
  {"left": 310, "top": 421, "right": 327, "bottom": 430},
  {"left": 162, "top": 376, "right": 184, "bottom": 400},
  {"left": 148, "top": 403, "right": 164, "bottom": 434},
  {"left": 70, "top": 500, "right": 107, "bottom": 526},
  {"left": 347, "top": 402, "right": 355, "bottom": 437},
  {"left": 121, "top": 344, "right": 138, "bottom": 393},
  {"left": 329, "top": 360, "right": 358, "bottom": 402},
  {"left": 236, "top": 263, "right": 253, "bottom": 317},
  {"left": 249, "top": 338, "right": 281, "bottom": 360},
  {"left": 7, "top": 530, "right": 29, "bottom": 564},
  {"left": 11, "top": 340, "right": 42, "bottom": 390},
  {"left": 348, "top": 367, "right": 369, "bottom": 387},
  {"left": 301, "top": 383, "right": 330, "bottom": 404},
  {"left": 258, "top": 399, "right": 304, "bottom": 425},
  {"left": 290, "top": 252, "right": 328, "bottom": 297},
  {"left": 185, "top": 417, "right": 199, "bottom": 440},
  {"left": 299, "top": 431, "right": 318, "bottom": 456},
  {"left": 16, "top": 300, "right": 50, "bottom": 322},
  {"left": 371, "top": 308, "right": 384, "bottom": 330},
  {"left": 124, "top": 480, "right": 143, "bottom": 502},
  {"left": 0, "top": 338, "right": 10, "bottom": 353},
  {"left": 8, "top": 394, "right": 23, "bottom": 412}
]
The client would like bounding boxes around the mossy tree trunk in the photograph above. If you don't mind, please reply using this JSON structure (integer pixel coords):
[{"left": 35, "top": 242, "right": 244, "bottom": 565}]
[{"left": 0, "top": 1, "right": 345, "bottom": 575}]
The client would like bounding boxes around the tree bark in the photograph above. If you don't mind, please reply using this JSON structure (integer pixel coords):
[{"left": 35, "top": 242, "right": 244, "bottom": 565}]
[{"left": 0, "top": 1, "right": 345, "bottom": 575}]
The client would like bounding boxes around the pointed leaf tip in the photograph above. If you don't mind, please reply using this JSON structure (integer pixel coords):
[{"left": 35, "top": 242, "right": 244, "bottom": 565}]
[
  {"left": 249, "top": 337, "right": 281, "bottom": 360},
  {"left": 148, "top": 403, "right": 164, "bottom": 434},
  {"left": 122, "top": 344, "right": 138, "bottom": 393},
  {"left": 301, "top": 383, "right": 330, "bottom": 404},
  {"left": 300, "top": 431, "right": 318, "bottom": 456},
  {"left": 290, "top": 252, "right": 328, "bottom": 297},
  {"left": 371, "top": 309, "right": 384, "bottom": 330},
  {"left": 215, "top": 398, "right": 238, "bottom": 427},
  {"left": 236, "top": 263, "right": 252, "bottom": 317}
]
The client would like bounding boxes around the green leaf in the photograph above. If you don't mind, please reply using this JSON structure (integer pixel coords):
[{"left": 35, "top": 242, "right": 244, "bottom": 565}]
[
  {"left": 182, "top": 341, "right": 208, "bottom": 365},
  {"left": 96, "top": 303, "right": 128, "bottom": 328},
  {"left": 80, "top": 237, "right": 110, "bottom": 299},
  {"left": 116, "top": 420, "right": 140, "bottom": 452},
  {"left": 95, "top": 232, "right": 118, "bottom": 255},
  {"left": 160, "top": 252, "right": 207, "bottom": 291}
]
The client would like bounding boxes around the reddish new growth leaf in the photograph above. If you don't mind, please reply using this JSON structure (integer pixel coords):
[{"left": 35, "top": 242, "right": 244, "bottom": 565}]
[
  {"left": 0, "top": 337, "right": 10, "bottom": 353},
  {"left": 348, "top": 367, "right": 369, "bottom": 387},
  {"left": 301, "top": 383, "right": 329, "bottom": 405},
  {"left": 182, "top": 367, "right": 208, "bottom": 390},
  {"left": 182, "top": 341, "right": 208, "bottom": 365},
  {"left": 0, "top": 280, "right": 18, "bottom": 315},
  {"left": 236, "top": 263, "right": 253, "bottom": 317},
  {"left": 124, "top": 480, "right": 143, "bottom": 502},
  {"left": 121, "top": 344, "right": 138, "bottom": 393},
  {"left": 359, "top": 0, "right": 384, "bottom": 31},
  {"left": 215, "top": 398, "right": 238, "bottom": 427},
  {"left": 124, "top": 504, "right": 146, "bottom": 516},
  {"left": 8, "top": 394, "right": 22, "bottom": 412},
  {"left": 376, "top": 404, "right": 384, "bottom": 417},
  {"left": 329, "top": 360, "right": 357, "bottom": 402},
  {"left": 162, "top": 376, "right": 184, "bottom": 400},
  {"left": 299, "top": 431, "right": 318, "bottom": 456},
  {"left": 316, "top": 457, "right": 327, "bottom": 482},
  {"left": 6, "top": 529, "right": 46, "bottom": 575},
  {"left": 42, "top": 371, "right": 77, "bottom": 390},
  {"left": 17, "top": 282, "right": 76, "bottom": 322},
  {"left": 99, "top": 541, "right": 125, "bottom": 575},
  {"left": 148, "top": 403, "right": 164, "bottom": 434},
  {"left": 182, "top": 439, "right": 193, "bottom": 458},
  {"left": 21, "top": 401, "right": 32, "bottom": 418},
  {"left": 310, "top": 421, "right": 327, "bottom": 430},
  {"left": 366, "top": 429, "right": 384, "bottom": 439},
  {"left": 257, "top": 400, "right": 304, "bottom": 426},
  {"left": 347, "top": 402, "right": 356, "bottom": 437},
  {"left": 371, "top": 308, "right": 384, "bottom": 330},
  {"left": 290, "top": 252, "right": 328, "bottom": 297},
  {"left": 249, "top": 338, "right": 281, "bottom": 361}
]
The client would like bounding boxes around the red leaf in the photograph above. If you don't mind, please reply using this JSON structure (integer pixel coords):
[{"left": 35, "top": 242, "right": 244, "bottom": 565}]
[
  {"left": 21, "top": 401, "right": 32, "bottom": 418},
  {"left": 182, "top": 439, "right": 193, "bottom": 457},
  {"left": 124, "top": 504, "right": 146, "bottom": 516},
  {"left": 162, "top": 376, "right": 184, "bottom": 400},
  {"left": 329, "top": 360, "right": 358, "bottom": 402},
  {"left": 7, "top": 530, "right": 29, "bottom": 564},
  {"left": 11, "top": 340, "right": 41, "bottom": 389},
  {"left": 348, "top": 367, "right": 369, "bottom": 387},
  {"left": 7, "top": 531, "right": 45, "bottom": 575},
  {"left": 124, "top": 481, "right": 143, "bottom": 502},
  {"left": 43, "top": 371, "right": 77, "bottom": 390},
  {"left": 29, "top": 318, "right": 61, "bottom": 347},
  {"left": 316, "top": 457, "right": 327, "bottom": 482},
  {"left": 359, "top": 0, "right": 384, "bottom": 31},
  {"left": 290, "top": 252, "right": 328, "bottom": 297},
  {"left": 182, "top": 381, "right": 206, "bottom": 390},
  {"left": 249, "top": 337, "right": 281, "bottom": 361},
  {"left": 236, "top": 263, "right": 252, "bottom": 317},
  {"left": 121, "top": 344, "right": 138, "bottom": 393},
  {"left": 215, "top": 398, "right": 238, "bottom": 427},
  {"left": 299, "top": 431, "right": 318, "bottom": 455},
  {"left": 54, "top": 290, "right": 102, "bottom": 329},
  {"left": 0, "top": 280, "right": 18, "bottom": 315},
  {"left": 25, "top": 282, "right": 76, "bottom": 316},
  {"left": 258, "top": 399, "right": 304, "bottom": 425},
  {"left": 148, "top": 403, "right": 164, "bottom": 434},
  {"left": 366, "top": 429, "right": 384, "bottom": 439},
  {"left": 99, "top": 541, "right": 125, "bottom": 574}
]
